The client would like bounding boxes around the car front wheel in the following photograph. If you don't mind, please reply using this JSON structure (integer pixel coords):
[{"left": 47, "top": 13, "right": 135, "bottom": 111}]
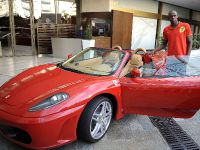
[{"left": 78, "top": 96, "right": 113, "bottom": 142}]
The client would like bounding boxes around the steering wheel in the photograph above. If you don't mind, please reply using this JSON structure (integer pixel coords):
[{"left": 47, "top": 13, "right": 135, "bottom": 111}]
[
  {"left": 112, "top": 45, "right": 122, "bottom": 50},
  {"left": 134, "top": 48, "right": 147, "bottom": 54},
  {"left": 103, "top": 61, "right": 113, "bottom": 67}
]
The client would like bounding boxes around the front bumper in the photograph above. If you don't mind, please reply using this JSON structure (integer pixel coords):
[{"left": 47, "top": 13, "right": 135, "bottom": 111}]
[{"left": 0, "top": 105, "right": 84, "bottom": 149}]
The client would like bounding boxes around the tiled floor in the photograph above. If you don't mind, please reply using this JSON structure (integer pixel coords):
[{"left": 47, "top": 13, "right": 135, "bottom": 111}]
[{"left": 0, "top": 51, "right": 200, "bottom": 150}]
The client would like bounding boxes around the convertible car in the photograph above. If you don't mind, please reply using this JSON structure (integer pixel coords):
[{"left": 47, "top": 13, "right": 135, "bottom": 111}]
[{"left": 0, "top": 47, "right": 200, "bottom": 149}]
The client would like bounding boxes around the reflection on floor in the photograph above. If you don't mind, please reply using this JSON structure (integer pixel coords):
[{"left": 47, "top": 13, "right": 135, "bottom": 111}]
[
  {"left": 1, "top": 46, "right": 13, "bottom": 56},
  {"left": 0, "top": 55, "right": 64, "bottom": 86},
  {"left": 1, "top": 45, "right": 36, "bottom": 57}
]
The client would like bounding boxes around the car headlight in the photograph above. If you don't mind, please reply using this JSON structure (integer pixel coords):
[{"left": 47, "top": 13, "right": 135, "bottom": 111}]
[{"left": 29, "top": 92, "right": 69, "bottom": 112}]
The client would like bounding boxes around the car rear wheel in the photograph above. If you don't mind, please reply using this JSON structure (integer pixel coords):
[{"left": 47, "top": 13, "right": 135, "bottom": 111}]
[{"left": 78, "top": 96, "right": 113, "bottom": 142}]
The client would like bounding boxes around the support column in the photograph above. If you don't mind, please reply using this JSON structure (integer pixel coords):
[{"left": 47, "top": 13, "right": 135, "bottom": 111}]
[
  {"left": 155, "top": 2, "right": 163, "bottom": 48},
  {"left": 75, "top": 0, "right": 82, "bottom": 36},
  {"left": 8, "top": 0, "right": 16, "bottom": 56},
  {"left": 30, "top": 0, "right": 36, "bottom": 55},
  {"left": 54, "top": 0, "right": 58, "bottom": 24},
  {"left": 189, "top": 9, "right": 195, "bottom": 33},
  {"left": 54, "top": 0, "right": 59, "bottom": 37},
  {"left": 189, "top": 9, "right": 193, "bottom": 24}
]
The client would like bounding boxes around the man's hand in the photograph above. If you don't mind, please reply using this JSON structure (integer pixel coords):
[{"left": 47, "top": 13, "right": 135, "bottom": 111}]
[
  {"left": 152, "top": 49, "right": 167, "bottom": 54},
  {"left": 153, "top": 39, "right": 168, "bottom": 54},
  {"left": 152, "top": 49, "right": 160, "bottom": 54}
]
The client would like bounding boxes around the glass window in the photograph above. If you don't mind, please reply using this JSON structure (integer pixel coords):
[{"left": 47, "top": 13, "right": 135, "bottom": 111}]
[{"left": 60, "top": 48, "right": 125, "bottom": 76}]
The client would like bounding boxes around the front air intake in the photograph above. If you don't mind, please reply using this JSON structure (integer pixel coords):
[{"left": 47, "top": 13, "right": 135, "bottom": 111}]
[{"left": 0, "top": 124, "right": 32, "bottom": 144}]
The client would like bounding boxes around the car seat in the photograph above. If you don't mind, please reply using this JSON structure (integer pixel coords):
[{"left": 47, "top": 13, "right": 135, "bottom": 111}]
[{"left": 102, "top": 51, "right": 120, "bottom": 67}]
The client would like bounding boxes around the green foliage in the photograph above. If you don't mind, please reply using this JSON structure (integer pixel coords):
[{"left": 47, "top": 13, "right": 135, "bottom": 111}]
[
  {"left": 84, "top": 24, "right": 92, "bottom": 39},
  {"left": 157, "top": 35, "right": 163, "bottom": 47},
  {"left": 192, "top": 34, "right": 200, "bottom": 49}
]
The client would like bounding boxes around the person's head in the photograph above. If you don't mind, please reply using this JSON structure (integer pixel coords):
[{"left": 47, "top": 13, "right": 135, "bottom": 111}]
[{"left": 168, "top": 10, "right": 179, "bottom": 26}]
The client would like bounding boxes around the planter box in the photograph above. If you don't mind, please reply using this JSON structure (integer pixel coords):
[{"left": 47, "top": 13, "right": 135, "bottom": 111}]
[{"left": 51, "top": 38, "right": 95, "bottom": 59}]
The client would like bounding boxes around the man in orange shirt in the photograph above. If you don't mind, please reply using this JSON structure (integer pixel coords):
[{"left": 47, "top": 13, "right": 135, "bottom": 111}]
[{"left": 154, "top": 10, "right": 193, "bottom": 56}]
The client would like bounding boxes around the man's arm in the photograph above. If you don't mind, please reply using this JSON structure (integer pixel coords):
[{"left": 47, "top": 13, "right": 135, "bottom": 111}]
[
  {"left": 186, "top": 36, "right": 192, "bottom": 55},
  {"left": 153, "top": 39, "right": 168, "bottom": 53}
]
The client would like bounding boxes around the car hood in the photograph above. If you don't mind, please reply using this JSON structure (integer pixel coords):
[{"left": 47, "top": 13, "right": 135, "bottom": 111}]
[{"left": 0, "top": 64, "right": 93, "bottom": 106}]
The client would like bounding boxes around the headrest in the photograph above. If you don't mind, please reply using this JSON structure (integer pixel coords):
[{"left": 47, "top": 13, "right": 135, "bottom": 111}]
[
  {"left": 134, "top": 48, "right": 147, "bottom": 54},
  {"left": 130, "top": 54, "right": 143, "bottom": 68},
  {"left": 112, "top": 45, "right": 122, "bottom": 50},
  {"left": 104, "top": 52, "right": 119, "bottom": 60}
]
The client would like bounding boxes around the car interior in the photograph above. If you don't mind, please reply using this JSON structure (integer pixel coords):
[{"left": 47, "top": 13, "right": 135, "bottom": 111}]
[{"left": 119, "top": 48, "right": 146, "bottom": 78}]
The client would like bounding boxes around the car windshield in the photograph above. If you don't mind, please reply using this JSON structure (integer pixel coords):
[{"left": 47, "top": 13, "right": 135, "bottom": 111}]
[
  {"left": 142, "top": 55, "right": 200, "bottom": 78},
  {"left": 60, "top": 48, "right": 125, "bottom": 76}
]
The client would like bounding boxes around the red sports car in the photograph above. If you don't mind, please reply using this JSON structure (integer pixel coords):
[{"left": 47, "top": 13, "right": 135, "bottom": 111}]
[{"left": 0, "top": 47, "right": 200, "bottom": 149}]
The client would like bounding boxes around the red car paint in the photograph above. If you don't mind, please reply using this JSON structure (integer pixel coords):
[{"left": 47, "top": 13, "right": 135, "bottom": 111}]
[{"left": 0, "top": 48, "right": 200, "bottom": 149}]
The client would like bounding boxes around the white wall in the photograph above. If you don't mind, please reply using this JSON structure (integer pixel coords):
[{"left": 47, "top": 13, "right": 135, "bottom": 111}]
[
  {"left": 111, "top": 0, "right": 158, "bottom": 13},
  {"left": 82, "top": 0, "right": 111, "bottom": 12},
  {"left": 131, "top": 17, "right": 157, "bottom": 50},
  {"left": 162, "top": 3, "right": 190, "bottom": 19},
  {"left": 52, "top": 38, "right": 82, "bottom": 58}
]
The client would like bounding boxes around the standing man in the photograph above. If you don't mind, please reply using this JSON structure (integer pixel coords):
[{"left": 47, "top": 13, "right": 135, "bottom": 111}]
[{"left": 154, "top": 10, "right": 193, "bottom": 56}]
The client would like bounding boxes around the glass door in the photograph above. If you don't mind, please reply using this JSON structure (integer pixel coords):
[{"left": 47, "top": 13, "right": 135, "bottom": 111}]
[
  {"left": 14, "top": 0, "right": 34, "bottom": 56},
  {"left": 0, "top": 0, "right": 12, "bottom": 56}
]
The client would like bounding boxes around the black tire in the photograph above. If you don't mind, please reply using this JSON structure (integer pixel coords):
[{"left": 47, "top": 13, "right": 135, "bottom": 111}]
[{"left": 77, "top": 96, "right": 113, "bottom": 143}]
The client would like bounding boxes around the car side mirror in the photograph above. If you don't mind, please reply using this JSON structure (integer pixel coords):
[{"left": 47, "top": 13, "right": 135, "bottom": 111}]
[{"left": 131, "top": 68, "right": 141, "bottom": 77}]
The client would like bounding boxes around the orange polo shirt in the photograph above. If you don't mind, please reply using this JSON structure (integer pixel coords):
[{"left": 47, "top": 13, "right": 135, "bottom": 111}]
[{"left": 163, "top": 22, "right": 192, "bottom": 56}]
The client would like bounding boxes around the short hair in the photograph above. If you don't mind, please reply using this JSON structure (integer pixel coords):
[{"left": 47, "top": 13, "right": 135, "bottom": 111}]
[{"left": 168, "top": 10, "right": 178, "bottom": 16}]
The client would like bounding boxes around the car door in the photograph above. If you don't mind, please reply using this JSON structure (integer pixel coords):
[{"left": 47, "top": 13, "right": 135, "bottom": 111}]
[{"left": 120, "top": 76, "right": 200, "bottom": 118}]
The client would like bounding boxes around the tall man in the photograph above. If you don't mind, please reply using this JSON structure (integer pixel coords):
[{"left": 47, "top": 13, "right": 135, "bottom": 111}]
[{"left": 154, "top": 10, "right": 193, "bottom": 56}]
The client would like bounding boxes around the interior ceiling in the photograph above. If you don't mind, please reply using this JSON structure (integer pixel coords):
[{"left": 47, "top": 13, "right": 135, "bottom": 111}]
[{"left": 157, "top": 0, "right": 200, "bottom": 11}]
